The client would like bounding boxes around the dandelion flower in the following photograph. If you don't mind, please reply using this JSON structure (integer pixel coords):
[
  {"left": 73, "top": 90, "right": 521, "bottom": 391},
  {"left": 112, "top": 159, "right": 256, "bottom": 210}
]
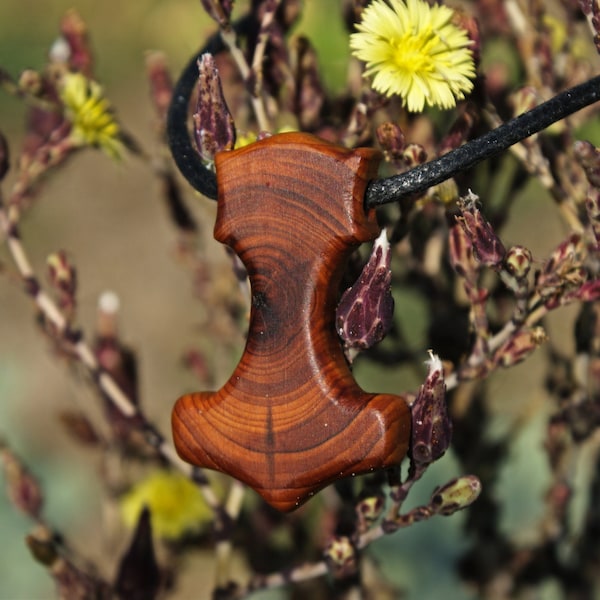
[
  {"left": 350, "top": 0, "right": 476, "bottom": 112},
  {"left": 120, "top": 470, "right": 212, "bottom": 540},
  {"left": 59, "top": 72, "right": 124, "bottom": 159}
]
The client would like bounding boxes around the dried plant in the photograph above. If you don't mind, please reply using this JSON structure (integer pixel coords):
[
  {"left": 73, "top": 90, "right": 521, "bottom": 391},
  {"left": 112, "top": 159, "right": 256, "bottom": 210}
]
[{"left": 2, "top": 1, "right": 600, "bottom": 598}]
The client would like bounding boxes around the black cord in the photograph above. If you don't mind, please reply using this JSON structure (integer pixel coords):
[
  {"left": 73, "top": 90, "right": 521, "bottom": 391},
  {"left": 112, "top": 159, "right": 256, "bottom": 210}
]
[
  {"left": 365, "top": 75, "right": 600, "bottom": 207},
  {"left": 167, "top": 20, "right": 600, "bottom": 207}
]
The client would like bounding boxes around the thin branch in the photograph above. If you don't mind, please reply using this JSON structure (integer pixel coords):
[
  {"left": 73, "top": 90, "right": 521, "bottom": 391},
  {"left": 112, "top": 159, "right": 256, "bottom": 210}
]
[{"left": 0, "top": 189, "right": 223, "bottom": 515}]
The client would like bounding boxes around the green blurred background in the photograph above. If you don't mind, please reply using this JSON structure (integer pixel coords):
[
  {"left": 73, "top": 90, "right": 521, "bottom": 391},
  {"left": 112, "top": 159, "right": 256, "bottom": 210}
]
[{"left": 0, "top": 1, "right": 594, "bottom": 599}]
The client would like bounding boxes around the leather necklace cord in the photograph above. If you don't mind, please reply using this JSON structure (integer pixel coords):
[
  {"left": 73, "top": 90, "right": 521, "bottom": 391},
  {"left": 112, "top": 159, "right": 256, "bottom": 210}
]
[{"left": 167, "top": 17, "right": 600, "bottom": 207}]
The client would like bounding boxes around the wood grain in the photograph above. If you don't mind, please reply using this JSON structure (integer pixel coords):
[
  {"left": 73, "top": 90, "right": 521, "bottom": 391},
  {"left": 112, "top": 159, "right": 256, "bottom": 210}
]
[{"left": 172, "top": 132, "right": 411, "bottom": 511}]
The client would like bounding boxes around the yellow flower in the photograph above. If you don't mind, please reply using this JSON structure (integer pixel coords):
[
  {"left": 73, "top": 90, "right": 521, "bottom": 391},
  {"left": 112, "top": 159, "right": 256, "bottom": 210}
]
[
  {"left": 234, "top": 131, "right": 258, "bottom": 149},
  {"left": 120, "top": 470, "right": 212, "bottom": 540},
  {"left": 350, "top": 0, "right": 476, "bottom": 112},
  {"left": 542, "top": 15, "right": 567, "bottom": 54},
  {"left": 59, "top": 72, "right": 124, "bottom": 159}
]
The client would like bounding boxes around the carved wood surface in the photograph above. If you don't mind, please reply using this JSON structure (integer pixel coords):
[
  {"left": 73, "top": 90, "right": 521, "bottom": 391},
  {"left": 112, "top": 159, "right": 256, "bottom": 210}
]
[{"left": 172, "top": 132, "right": 411, "bottom": 511}]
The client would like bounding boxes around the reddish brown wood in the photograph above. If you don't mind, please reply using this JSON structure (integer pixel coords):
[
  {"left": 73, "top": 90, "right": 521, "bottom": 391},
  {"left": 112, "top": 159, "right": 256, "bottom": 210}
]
[{"left": 172, "top": 132, "right": 410, "bottom": 512}]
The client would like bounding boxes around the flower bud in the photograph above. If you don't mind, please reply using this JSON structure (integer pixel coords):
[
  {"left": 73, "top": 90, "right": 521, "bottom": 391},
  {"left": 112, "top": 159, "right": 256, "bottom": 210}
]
[
  {"left": 410, "top": 352, "right": 452, "bottom": 467},
  {"left": 0, "top": 130, "right": 9, "bottom": 180},
  {"left": 504, "top": 245, "right": 532, "bottom": 280},
  {"left": 376, "top": 121, "right": 405, "bottom": 161},
  {"left": 448, "top": 220, "right": 478, "bottom": 285},
  {"left": 356, "top": 493, "right": 385, "bottom": 527},
  {"left": 585, "top": 189, "right": 600, "bottom": 245},
  {"left": 537, "top": 234, "right": 586, "bottom": 307},
  {"left": 59, "top": 411, "right": 100, "bottom": 446},
  {"left": 290, "top": 36, "right": 325, "bottom": 130},
  {"left": 402, "top": 143, "right": 427, "bottom": 167},
  {"left": 430, "top": 475, "right": 481, "bottom": 516},
  {"left": 336, "top": 229, "right": 394, "bottom": 361},
  {"left": 574, "top": 140, "right": 600, "bottom": 188},
  {"left": 200, "top": 0, "right": 234, "bottom": 28},
  {"left": 95, "top": 292, "right": 140, "bottom": 439},
  {"left": 439, "top": 104, "right": 477, "bottom": 155},
  {"left": 323, "top": 536, "right": 357, "bottom": 578},
  {"left": 544, "top": 234, "right": 582, "bottom": 275},
  {"left": 456, "top": 192, "right": 505, "bottom": 268},
  {"left": 60, "top": 9, "right": 93, "bottom": 77},
  {"left": 568, "top": 279, "right": 600, "bottom": 303},
  {"left": 193, "top": 54, "right": 236, "bottom": 162},
  {"left": 494, "top": 327, "right": 547, "bottom": 367},
  {"left": 47, "top": 251, "right": 77, "bottom": 298},
  {"left": 115, "top": 508, "right": 160, "bottom": 600},
  {"left": 145, "top": 51, "right": 173, "bottom": 123},
  {"left": 0, "top": 444, "right": 43, "bottom": 519}
]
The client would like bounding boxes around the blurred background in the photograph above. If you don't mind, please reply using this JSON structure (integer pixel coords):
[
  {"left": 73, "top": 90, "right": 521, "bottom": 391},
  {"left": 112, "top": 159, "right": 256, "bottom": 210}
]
[{"left": 0, "top": 1, "right": 599, "bottom": 599}]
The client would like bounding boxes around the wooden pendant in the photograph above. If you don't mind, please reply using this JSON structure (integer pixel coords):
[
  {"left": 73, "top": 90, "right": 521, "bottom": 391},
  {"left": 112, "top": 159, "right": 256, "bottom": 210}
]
[{"left": 172, "top": 132, "right": 411, "bottom": 512}]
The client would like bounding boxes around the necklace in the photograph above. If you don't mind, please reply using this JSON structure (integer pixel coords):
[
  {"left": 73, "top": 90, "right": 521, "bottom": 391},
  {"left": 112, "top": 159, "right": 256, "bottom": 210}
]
[{"left": 168, "top": 19, "right": 600, "bottom": 511}]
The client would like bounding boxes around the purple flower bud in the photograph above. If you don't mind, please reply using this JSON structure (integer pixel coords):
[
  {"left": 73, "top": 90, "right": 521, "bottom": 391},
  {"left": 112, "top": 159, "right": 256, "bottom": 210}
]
[
  {"left": 18, "top": 69, "right": 43, "bottom": 96},
  {"left": 410, "top": 353, "right": 452, "bottom": 467},
  {"left": 577, "top": 279, "right": 600, "bottom": 301},
  {"left": 356, "top": 493, "right": 385, "bottom": 528},
  {"left": 60, "top": 10, "right": 93, "bottom": 77},
  {"left": 448, "top": 220, "right": 478, "bottom": 284},
  {"left": 574, "top": 140, "right": 600, "bottom": 188},
  {"left": 585, "top": 189, "right": 600, "bottom": 245},
  {"left": 376, "top": 122, "right": 405, "bottom": 161},
  {"left": 199, "top": 0, "right": 233, "bottom": 28},
  {"left": 336, "top": 230, "right": 394, "bottom": 361},
  {"left": 26, "top": 528, "right": 111, "bottom": 597},
  {"left": 439, "top": 104, "right": 477, "bottom": 155},
  {"left": 26, "top": 529, "right": 57, "bottom": 566},
  {"left": 430, "top": 475, "right": 481, "bottom": 516},
  {"left": 536, "top": 234, "right": 586, "bottom": 307},
  {"left": 145, "top": 51, "right": 173, "bottom": 123},
  {"left": 115, "top": 508, "right": 160, "bottom": 600},
  {"left": 59, "top": 411, "right": 100, "bottom": 446},
  {"left": 456, "top": 192, "right": 506, "bottom": 268},
  {"left": 193, "top": 54, "right": 236, "bottom": 162}
]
